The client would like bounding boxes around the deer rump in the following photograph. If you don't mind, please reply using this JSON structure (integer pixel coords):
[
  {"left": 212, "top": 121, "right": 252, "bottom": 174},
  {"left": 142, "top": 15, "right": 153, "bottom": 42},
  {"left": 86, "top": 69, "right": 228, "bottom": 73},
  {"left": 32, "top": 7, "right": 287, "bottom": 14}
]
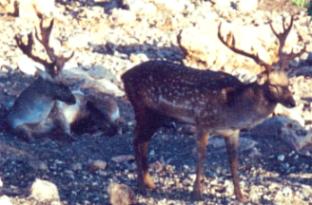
[{"left": 122, "top": 60, "right": 268, "bottom": 130}]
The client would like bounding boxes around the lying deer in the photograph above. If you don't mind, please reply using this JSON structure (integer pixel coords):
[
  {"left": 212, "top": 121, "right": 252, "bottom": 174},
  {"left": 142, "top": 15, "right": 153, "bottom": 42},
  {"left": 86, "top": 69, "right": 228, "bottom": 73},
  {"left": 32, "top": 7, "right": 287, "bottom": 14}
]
[
  {"left": 56, "top": 89, "right": 122, "bottom": 136},
  {"left": 7, "top": 15, "right": 121, "bottom": 140},
  {"left": 6, "top": 16, "right": 76, "bottom": 141},
  {"left": 122, "top": 16, "right": 305, "bottom": 202}
]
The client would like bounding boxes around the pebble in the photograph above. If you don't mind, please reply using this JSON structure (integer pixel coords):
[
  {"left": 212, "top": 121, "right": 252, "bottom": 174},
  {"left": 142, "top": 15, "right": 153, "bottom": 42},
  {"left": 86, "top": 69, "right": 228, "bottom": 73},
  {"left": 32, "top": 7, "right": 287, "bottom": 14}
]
[
  {"left": 89, "top": 160, "right": 107, "bottom": 171},
  {"left": 0, "top": 196, "right": 12, "bottom": 205},
  {"left": 111, "top": 155, "right": 135, "bottom": 163},
  {"left": 107, "top": 183, "right": 136, "bottom": 205},
  {"left": 30, "top": 179, "right": 60, "bottom": 202},
  {"left": 277, "top": 154, "right": 285, "bottom": 161}
]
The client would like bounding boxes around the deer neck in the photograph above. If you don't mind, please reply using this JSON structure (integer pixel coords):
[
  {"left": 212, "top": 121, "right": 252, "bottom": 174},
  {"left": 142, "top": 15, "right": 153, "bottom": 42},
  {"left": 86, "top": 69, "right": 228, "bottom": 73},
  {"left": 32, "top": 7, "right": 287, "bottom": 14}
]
[{"left": 229, "top": 82, "right": 277, "bottom": 124}]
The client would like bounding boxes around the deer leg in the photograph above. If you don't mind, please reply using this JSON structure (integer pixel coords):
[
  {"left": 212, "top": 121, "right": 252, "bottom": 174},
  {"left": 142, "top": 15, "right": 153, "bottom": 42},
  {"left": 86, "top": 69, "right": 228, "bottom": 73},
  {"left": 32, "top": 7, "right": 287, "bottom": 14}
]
[
  {"left": 15, "top": 125, "right": 33, "bottom": 142},
  {"left": 133, "top": 108, "right": 164, "bottom": 192},
  {"left": 192, "top": 131, "right": 209, "bottom": 200},
  {"left": 224, "top": 131, "right": 247, "bottom": 202}
]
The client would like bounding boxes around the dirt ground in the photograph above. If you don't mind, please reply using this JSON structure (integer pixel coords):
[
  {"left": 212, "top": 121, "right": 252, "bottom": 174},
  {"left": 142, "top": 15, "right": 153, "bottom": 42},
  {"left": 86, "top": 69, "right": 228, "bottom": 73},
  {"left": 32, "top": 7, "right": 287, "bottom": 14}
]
[{"left": 0, "top": 0, "right": 311, "bottom": 205}]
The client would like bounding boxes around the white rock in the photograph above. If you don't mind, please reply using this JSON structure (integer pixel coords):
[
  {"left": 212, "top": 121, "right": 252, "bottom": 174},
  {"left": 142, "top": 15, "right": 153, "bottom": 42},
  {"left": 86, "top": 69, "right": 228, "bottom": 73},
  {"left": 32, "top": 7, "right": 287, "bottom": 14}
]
[
  {"left": 30, "top": 178, "right": 60, "bottom": 202},
  {"left": 0, "top": 196, "right": 13, "bottom": 205},
  {"left": 110, "top": 9, "right": 136, "bottom": 26},
  {"left": 0, "top": 0, "right": 17, "bottom": 15},
  {"left": 17, "top": 55, "right": 44, "bottom": 76},
  {"left": 67, "top": 32, "right": 92, "bottom": 50},
  {"left": 252, "top": 116, "right": 312, "bottom": 155},
  {"left": 112, "top": 155, "right": 135, "bottom": 163},
  {"left": 277, "top": 154, "right": 285, "bottom": 161},
  {"left": 236, "top": 0, "right": 258, "bottom": 13},
  {"left": 212, "top": 0, "right": 233, "bottom": 11},
  {"left": 89, "top": 160, "right": 107, "bottom": 171},
  {"left": 108, "top": 183, "right": 136, "bottom": 205},
  {"left": 19, "top": 0, "right": 55, "bottom": 19},
  {"left": 0, "top": 177, "right": 3, "bottom": 187},
  {"left": 274, "top": 104, "right": 305, "bottom": 126}
]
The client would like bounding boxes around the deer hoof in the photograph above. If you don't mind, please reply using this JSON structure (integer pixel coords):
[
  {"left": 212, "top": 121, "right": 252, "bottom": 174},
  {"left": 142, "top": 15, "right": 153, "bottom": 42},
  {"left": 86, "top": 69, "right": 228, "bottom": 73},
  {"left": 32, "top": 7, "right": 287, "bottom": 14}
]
[
  {"left": 143, "top": 174, "right": 155, "bottom": 189},
  {"left": 237, "top": 194, "right": 248, "bottom": 203}
]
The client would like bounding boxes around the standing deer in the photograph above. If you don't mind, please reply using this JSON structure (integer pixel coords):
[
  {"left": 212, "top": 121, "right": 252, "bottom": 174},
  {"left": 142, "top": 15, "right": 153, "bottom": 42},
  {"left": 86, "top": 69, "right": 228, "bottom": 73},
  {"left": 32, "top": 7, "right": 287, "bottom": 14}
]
[
  {"left": 6, "top": 16, "right": 75, "bottom": 141},
  {"left": 122, "top": 16, "right": 305, "bottom": 202}
]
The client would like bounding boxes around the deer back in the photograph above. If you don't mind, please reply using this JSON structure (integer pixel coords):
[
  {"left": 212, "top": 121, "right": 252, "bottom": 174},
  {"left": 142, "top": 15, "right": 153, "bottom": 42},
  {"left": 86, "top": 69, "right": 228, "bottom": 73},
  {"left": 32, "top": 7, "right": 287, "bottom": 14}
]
[{"left": 6, "top": 77, "right": 75, "bottom": 129}]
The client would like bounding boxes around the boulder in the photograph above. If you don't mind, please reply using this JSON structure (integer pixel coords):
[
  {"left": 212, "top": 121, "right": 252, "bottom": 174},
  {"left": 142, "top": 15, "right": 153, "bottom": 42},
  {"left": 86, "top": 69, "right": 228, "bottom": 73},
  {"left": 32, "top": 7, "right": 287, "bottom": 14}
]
[
  {"left": 252, "top": 116, "right": 312, "bottom": 156},
  {"left": 30, "top": 178, "right": 60, "bottom": 202},
  {"left": 108, "top": 183, "right": 136, "bottom": 205}
]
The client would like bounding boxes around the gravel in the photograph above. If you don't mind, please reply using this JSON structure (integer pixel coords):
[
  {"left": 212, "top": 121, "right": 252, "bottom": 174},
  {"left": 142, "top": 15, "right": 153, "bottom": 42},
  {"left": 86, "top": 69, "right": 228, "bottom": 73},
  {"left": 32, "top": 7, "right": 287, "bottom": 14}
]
[{"left": 0, "top": 0, "right": 311, "bottom": 205}]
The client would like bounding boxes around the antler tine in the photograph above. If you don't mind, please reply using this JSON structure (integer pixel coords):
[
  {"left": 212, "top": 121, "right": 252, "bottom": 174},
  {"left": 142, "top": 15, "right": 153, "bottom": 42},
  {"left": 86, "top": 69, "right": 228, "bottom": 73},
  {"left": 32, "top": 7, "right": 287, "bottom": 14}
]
[
  {"left": 217, "top": 24, "right": 272, "bottom": 71},
  {"left": 35, "top": 17, "right": 75, "bottom": 76},
  {"left": 269, "top": 15, "right": 294, "bottom": 58},
  {"left": 35, "top": 18, "right": 57, "bottom": 63},
  {"left": 14, "top": 33, "right": 51, "bottom": 68},
  {"left": 270, "top": 15, "right": 307, "bottom": 70}
]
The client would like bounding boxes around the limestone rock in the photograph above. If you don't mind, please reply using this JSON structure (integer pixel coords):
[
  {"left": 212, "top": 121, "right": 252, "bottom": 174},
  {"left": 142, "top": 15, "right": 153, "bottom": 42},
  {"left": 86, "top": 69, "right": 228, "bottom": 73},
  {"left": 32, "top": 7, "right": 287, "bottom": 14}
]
[
  {"left": 0, "top": 196, "right": 13, "bottom": 205},
  {"left": 108, "top": 183, "right": 136, "bottom": 205},
  {"left": 252, "top": 116, "right": 312, "bottom": 155},
  {"left": 236, "top": 0, "right": 258, "bottom": 13},
  {"left": 89, "top": 160, "right": 107, "bottom": 172},
  {"left": 30, "top": 178, "right": 60, "bottom": 202}
]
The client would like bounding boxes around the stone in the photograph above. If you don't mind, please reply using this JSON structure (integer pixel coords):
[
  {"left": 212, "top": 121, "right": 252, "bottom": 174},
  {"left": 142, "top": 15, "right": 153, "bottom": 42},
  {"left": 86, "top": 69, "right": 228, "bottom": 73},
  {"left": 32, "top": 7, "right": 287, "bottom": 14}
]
[
  {"left": 19, "top": 0, "right": 55, "bottom": 19},
  {"left": 236, "top": 0, "right": 258, "bottom": 13},
  {"left": 0, "top": 0, "right": 18, "bottom": 15},
  {"left": 108, "top": 183, "right": 136, "bottom": 205},
  {"left": 30, "top": 178, "right": 60, "bottom": 202},
  {"left": 112, "top": 155, "right": 135, "bottom": 163},
  {"left": 89, "top": 160, "right": 107, "bottom": 171},
  {"left": 17, "top": 55, "right": 43, "bottom": 76},
  {"left": 209, "top": 136, "right": 257, "bottom": 153},
  {"left": 252, "top": 116, "right": 312, "bottom": 155},
  {"left": 0, "top": 196, "right": 13, "bottom": 205}
]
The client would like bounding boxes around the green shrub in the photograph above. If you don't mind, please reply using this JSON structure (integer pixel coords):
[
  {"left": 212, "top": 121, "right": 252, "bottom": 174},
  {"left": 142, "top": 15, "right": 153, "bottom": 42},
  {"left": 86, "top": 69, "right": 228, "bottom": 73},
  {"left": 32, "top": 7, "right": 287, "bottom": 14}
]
[{"left": 291, "top": 0, "right": 308, "bottom": 7}]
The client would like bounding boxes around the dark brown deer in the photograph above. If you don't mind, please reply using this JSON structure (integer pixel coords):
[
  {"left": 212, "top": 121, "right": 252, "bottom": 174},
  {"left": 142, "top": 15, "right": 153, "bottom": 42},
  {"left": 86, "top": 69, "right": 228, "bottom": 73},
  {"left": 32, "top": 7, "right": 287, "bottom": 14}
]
[{"left": 121, "top": 16, "right": 305, "bottom": 202}]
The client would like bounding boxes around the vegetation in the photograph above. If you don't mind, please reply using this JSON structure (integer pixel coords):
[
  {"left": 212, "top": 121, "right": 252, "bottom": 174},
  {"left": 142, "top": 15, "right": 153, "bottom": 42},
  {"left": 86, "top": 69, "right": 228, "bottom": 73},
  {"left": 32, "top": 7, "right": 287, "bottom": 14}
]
[
  {"left": 292, "top": 0, "right": 308, "bottom": 7},
  {"left": 291, "top": 0, "right": 312, "bottom": 16}
]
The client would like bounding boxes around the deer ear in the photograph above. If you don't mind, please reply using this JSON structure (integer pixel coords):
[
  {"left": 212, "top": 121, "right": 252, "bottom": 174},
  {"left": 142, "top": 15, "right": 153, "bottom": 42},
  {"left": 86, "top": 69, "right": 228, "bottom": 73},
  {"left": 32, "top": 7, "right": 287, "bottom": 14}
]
[{"left": 257, "top": 72, "right": 268, "bottom": 85}]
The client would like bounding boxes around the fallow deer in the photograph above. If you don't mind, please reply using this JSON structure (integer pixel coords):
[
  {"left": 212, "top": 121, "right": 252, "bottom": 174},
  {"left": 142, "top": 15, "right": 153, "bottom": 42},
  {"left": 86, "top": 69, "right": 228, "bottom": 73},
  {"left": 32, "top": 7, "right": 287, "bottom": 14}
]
[
  {"left": 7, "top": 16, "right": 75, "bottom": 140},
  {"left": 121, "top": 15, "right": 305, "bottom": 202},
  {"left": 8, "top": 14, "right": 121, "bottom": 140}
]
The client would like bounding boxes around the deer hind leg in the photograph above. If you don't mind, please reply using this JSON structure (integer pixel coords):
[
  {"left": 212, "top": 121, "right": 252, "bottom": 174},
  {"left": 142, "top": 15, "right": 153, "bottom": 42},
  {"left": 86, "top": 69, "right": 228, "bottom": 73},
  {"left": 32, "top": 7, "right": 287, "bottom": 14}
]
[
  {"left": 224, "top": 130, "right": 247, "bottom": 202},
  {"left": 14, "top": 124, "right": 34, "bottom": 142},
  {"left": 133, "top": 107, "right": 164, "bottom": 192},
  {"left": 192, "top": 131, "right": 209, "bottom": 200}
]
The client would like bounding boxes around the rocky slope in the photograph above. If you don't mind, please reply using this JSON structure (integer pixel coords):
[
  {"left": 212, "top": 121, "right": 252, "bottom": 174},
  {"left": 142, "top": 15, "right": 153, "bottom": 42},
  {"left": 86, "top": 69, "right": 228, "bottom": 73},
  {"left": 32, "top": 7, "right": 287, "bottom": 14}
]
[{"left": 0, "top": 0, "right": 311, "bottom": 204}]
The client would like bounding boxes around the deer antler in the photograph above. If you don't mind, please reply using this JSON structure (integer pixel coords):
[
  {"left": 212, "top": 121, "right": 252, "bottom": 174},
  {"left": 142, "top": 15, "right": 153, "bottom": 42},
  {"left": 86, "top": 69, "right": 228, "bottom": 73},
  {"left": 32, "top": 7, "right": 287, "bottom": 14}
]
[
  {"left": 217, "top": 24, "right": 272, "bottom": 71},
  {"left": 34, "top": 17, "right": 74, "bottom": 77},
  {"left": 15, "top": 15, "right": 74, "bottom": 78},
  {"left": 15, "top": 33, "right": 52, "bottom": 70},
  {"left": 269, "top": 15, "right": 307, "bottom": 70}
]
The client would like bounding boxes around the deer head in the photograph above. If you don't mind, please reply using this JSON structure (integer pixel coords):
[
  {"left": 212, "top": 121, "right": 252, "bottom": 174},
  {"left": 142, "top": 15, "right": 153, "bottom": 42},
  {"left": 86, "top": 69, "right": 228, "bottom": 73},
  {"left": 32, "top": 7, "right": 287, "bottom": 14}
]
[
  {"left": 218, "top": 15, "right": 306, "bottom": 108},
  {"left": 14, "top": 15, "right": 74, "bottom": 79}
]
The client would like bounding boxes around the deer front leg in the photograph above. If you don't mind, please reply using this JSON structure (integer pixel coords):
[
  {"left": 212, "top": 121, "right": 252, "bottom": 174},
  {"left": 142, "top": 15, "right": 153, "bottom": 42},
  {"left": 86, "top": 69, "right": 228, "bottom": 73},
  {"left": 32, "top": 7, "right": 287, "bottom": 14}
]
[
  {"left": 134, "top": 136, "right": 155, "bottom": 191},
  {"left": 15, "top": 125, "right": 33, "bottom": 141},
  {"left": 192, "top": 131, "right": 209, "bottom": 200},
  {"left": 224, "top": 130, "right": 247, "bottom": 202},
  {"left": 133, "top": 108, "right": 164, "bottom": 193}
]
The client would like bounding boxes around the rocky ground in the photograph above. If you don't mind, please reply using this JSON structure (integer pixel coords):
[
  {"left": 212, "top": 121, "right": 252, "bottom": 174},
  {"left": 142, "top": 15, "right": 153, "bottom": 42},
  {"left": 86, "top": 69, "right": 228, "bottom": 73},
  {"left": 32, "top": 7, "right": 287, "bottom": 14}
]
[{"left": 0, "top": 0, "right": 312, "bottom": 205}]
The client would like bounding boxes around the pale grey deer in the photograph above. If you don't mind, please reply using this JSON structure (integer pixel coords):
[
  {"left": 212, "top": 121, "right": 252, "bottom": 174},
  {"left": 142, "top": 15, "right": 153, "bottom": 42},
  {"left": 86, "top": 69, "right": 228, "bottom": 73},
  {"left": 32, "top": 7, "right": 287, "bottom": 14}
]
[{"left": 6, "top": 16, "right": 75, "bottom": 141}]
